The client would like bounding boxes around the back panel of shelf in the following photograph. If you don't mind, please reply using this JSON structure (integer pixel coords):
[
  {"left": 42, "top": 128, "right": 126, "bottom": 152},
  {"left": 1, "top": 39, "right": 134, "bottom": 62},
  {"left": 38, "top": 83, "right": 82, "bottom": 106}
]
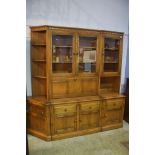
[{"left": 100, "top": 76, "right": 120, "bottom": 94}]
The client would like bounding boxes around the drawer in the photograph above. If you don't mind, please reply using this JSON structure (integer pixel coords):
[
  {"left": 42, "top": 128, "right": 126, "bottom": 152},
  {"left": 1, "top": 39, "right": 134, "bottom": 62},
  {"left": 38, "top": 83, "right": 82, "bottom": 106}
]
[
  {"left": 80, "top": 101, "right": 100, "bottom": 113},
  {"left": 30, "top": 104, "right": 45, "bottom": 117},
  {"left": 105, "top": 98, "right": 124, "bottom": 110},
  {"left": 54, "top": 104, "right": 76, "bottom": 115}
]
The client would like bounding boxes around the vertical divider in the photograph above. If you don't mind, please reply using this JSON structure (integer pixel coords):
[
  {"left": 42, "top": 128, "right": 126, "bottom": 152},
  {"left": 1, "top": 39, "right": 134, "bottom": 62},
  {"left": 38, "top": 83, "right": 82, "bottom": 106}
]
[
  {"left": 46, "top": 28, "right": 52, "bottom": 100},
  {"left": 96, "top": 33, "right": 100, "bottom": 74},
  {"left": 75, "top": 32, "right": 79, "bottom": 76},
  {"left": 77, "top": 103, "right": 79, "bottom": 131}
]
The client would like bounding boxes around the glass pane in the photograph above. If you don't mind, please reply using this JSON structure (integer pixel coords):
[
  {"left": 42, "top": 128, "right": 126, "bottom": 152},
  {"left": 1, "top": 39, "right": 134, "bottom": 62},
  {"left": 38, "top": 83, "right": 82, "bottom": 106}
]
[
  {"left": 103, "top": 38, "right": 120, "bottom": 72},
  {"left": 79, "top": 37, "right": 97, "bottom": 73},
  {"left": 52, "top": 35, "right": 73, "bottom": 73}
]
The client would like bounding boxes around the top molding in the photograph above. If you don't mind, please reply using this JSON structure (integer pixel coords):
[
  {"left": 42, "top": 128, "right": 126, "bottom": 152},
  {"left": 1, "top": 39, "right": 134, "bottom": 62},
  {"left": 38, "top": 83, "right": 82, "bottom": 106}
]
[{"left": 30, "top": 25, "right": 124, "bottom": 36}]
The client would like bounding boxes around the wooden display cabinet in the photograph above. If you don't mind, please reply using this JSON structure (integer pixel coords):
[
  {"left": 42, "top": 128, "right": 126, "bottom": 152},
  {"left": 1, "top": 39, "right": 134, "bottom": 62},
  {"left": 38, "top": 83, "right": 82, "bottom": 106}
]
[{"left": 27, "top": 26, "right": 125, "bottom": 141}]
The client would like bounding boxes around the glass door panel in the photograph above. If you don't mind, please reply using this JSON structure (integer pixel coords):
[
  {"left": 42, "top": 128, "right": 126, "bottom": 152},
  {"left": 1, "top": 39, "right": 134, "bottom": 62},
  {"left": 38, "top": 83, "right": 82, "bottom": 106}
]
[
  {"left": 103, "top": 38, "right": 120, "bottom": 72},
  {"left": 78, "top": 37, "right": 97, "bottom": 73},
  {"left": 52, "top": 35, "right": 73, "bottom": 73}
]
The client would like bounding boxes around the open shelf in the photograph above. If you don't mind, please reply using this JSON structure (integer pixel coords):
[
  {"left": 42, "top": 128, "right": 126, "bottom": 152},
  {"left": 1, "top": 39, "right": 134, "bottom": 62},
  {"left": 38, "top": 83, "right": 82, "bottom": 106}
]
[
  {"left": 32, "top": 60, "right": 46, "bottom": 62},
  {"left": 104, "top": 48, "right": 119, "bottom": 51},
  {"left": 100, "top": 76, "right": 120, "bottom": 94},
  {"left": 32, "top": 76, "right": 47, "bottom": 79},
  {"left": 80, "top": 46, "right": 96, "bottom": 49},
  {"left": 104, "top": 61, "right": 118, "bottom": 64},
  {"left": 101, "top": 72, "right": 120, "bottom": 77},
  {"left": 32, "top": 44, "right": 46, "bottom": 46},
  {"left": 52, "top": 62, "right": 72, "bottom": 63},
  {"left": 54, "top": 46, "right": 72, "bottom": 48}
]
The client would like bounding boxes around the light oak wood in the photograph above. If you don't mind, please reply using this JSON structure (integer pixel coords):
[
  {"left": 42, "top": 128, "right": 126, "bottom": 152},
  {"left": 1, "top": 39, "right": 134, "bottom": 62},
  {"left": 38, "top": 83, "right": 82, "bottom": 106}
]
[{"left": 27, "top": 25, "right": 125, "bottom": 141}]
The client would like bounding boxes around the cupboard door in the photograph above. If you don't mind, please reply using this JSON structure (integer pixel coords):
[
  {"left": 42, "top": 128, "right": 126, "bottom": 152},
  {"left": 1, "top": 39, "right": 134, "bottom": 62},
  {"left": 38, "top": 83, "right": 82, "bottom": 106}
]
[
  {"left": 79, "top": 101, "right": 100, "bottom": 130},
  {"left": 82, "top": 77, "right": 98, "bottom": 95},
  {"left": 52, "top": 32, "right": 75, "bottom": 75},
  {"left": 68, "top": 78, "right": 82, "bottom": 96},
  {"left": 27, "top": 102, "right": 51, "bottom": 137},
  {"left": 103, "top": 110, "right": 122, "bottom": 125},
  {"left": 52, "top": 80, "right": 68, "bottom": 98},
  {"left": 101, "top": 97, "right": 124, "bottom": 127},
  {"left": 53, "top": 104, "right": 77, "bottom": 134},
  {"left": 54, "top": 115, "right": 77, "bottom": 134}
]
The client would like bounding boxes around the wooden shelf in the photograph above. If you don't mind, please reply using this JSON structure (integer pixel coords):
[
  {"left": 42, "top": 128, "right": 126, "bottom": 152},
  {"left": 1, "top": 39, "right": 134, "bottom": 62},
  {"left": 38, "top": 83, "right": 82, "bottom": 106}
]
[
  {"left": 104, "top": 61, "right": 118, "bottom": 64},
  {"left": 32, "top": 60, "right": 46, "bottom": 62},
  {"left": 52, "top": 62, "right": 72, "bottom": 64},
  {"left": 104, "top": 48, "right": 118, "bottom": 51},
  {"left": 54, "top": 46, "right": 72, "bottom": 48},
  {"left": 32, "top": 76, "right": 47, "bottom": 79},
  {"left": 79, "top": 62, "right": 96, "bottom": 64},
  {"left": 32, "top": 44, "right": 46, "bottom": 46},
  {"left": 101, "top": 72, "right": 120, "bottom": 77},
  {"left": 80, "top": 46, "right": 96, "bottom": 49}
]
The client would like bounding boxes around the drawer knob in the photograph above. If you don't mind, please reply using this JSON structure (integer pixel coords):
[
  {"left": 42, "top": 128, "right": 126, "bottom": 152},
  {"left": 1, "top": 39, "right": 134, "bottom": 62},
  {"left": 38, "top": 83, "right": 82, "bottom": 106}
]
[
  {"left": 41, "top": 112, "right": 44, "bottom": 115},
  {"left": 89, "top": 107, "right": 92, "bottom": 109},
  {"left": 64, "top": 109, "right": 67, "bottom": 112}
]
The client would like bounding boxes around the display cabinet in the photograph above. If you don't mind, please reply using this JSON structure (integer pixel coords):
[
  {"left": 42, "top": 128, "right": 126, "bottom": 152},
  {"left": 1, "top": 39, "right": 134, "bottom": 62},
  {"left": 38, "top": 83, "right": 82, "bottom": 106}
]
[{"left": 27, "top": 26, "right": 125, "bottom": 141}]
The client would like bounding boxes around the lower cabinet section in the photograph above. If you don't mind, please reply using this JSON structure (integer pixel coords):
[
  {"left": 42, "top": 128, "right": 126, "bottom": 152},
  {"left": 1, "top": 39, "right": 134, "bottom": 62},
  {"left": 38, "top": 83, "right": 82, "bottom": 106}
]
[{"left": 27, "top": 95, "right": 125, "bottom": 141}]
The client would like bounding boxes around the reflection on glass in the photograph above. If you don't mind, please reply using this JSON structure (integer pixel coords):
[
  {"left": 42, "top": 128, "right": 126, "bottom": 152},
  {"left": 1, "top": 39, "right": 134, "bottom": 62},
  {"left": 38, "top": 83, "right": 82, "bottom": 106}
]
[
  {"left": 52, "top": 35, "right": 72, "bottom": 73},
  {"left": 104, "top": 38, "right": 120, "bottom": 72},
  {"left": 78, "top": 37, "right": 97, "bottom": 73}
]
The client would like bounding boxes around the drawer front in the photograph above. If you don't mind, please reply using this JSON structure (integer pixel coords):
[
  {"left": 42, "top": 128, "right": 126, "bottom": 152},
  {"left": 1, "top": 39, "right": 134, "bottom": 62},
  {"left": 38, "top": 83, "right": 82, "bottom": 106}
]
[
  {"left": 54, "top": 104, "right": 76, "bottom": 116},
  {"left": 80, "top": 101, "right": 100, "bottom": 113},
  {"left": 29, "top": 104, "right": 45, "bottom": 117},
  {"left": 105, "top": 98, "right": 124, "bottom": 110}
]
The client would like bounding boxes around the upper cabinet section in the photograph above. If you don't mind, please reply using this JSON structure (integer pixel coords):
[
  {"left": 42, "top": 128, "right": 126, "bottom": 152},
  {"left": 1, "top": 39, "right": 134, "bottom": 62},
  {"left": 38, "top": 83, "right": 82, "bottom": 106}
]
[{"left": 31, "top": 26, "right": 123, "bottom": 77}]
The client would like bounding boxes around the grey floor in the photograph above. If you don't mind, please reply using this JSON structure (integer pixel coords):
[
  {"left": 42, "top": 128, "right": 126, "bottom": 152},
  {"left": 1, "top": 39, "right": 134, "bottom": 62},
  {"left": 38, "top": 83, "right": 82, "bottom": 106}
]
[{"left": 28, "top": 121, "right": 129, "bottom": 155}]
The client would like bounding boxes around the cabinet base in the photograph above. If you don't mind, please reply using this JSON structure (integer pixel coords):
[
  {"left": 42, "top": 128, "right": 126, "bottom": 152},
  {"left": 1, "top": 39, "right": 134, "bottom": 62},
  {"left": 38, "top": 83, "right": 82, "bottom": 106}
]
[{"left": 27, "top": 129, "right": 51, "bottom": 141}]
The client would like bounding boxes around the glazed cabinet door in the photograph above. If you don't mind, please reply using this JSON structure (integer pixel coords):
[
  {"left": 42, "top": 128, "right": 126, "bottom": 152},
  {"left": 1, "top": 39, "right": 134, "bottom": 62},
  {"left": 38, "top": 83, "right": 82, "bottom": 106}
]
[
  {"left": 51, "top": 30, "right": 76, "bottom": 75},
  {"left": 101, "top": 32, "right": 123, "bottom": 75},
  {"left": 76, "top": 31, "right": 100, "bottom": 75},
  {"left": 79, "top": 101, "right": 100, "bottom": 130},
  {"left": 53, "top": 104, "right": 77, "bottom": 135}
]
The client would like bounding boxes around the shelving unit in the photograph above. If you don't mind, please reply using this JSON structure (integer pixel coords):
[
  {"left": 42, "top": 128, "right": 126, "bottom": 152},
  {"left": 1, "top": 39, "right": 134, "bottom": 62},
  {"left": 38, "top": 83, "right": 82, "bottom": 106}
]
[{"left": 27, "top": 26, "right": 125, "bottom": 141}]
